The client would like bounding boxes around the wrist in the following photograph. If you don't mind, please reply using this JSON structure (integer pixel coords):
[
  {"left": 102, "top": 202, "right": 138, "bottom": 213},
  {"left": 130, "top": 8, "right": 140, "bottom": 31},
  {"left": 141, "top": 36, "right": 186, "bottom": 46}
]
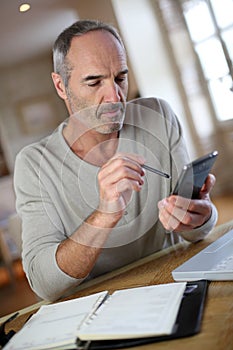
[{"left": 89, "top": 208, "right": 123, "bottom": 229}]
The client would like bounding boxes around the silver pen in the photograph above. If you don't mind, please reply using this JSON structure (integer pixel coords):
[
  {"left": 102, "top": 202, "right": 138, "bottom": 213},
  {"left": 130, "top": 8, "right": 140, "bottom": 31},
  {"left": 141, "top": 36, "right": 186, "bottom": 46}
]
[{"left": 142, "top": 164, "right": 171, "bottom": 179}]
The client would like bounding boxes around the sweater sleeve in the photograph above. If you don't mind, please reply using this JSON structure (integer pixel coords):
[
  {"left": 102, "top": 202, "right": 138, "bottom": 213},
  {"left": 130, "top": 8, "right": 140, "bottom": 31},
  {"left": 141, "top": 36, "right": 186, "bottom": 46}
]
[{"left": 14, "top": 148, "right": 85, "bottom": 301}]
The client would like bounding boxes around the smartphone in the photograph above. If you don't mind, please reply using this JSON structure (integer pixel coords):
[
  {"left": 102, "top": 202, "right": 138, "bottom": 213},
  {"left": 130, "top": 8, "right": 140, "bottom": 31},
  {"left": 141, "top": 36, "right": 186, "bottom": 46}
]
[{"left": 172, "top": 151, "right": 218, "bottom": 199}]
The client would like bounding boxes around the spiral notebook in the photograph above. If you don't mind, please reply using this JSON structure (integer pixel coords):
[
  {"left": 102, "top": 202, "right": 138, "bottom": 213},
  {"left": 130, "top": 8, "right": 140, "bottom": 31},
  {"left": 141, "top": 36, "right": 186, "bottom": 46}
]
[{"left": 3, "top": 281, "right": 208, "bottom": 350}]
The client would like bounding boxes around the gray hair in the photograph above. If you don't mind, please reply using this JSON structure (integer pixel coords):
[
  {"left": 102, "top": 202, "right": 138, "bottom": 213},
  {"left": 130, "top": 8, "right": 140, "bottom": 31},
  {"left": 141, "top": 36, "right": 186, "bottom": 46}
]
[{"left": 52, "top": 19, "right": 125, "bottom": 87}]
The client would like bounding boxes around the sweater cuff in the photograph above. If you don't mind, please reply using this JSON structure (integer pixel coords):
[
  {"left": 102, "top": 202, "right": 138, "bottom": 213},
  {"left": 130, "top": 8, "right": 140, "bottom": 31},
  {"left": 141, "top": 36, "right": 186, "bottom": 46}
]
[{"left": 27, "top": 244, "right": 86, "bottom": 301}]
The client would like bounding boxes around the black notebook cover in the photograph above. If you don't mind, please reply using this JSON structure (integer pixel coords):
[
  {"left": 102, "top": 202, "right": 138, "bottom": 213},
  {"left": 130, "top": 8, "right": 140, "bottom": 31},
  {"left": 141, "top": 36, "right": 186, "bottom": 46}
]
[{"left": 76, "top": 280, "right": 209, "bottom": 350}]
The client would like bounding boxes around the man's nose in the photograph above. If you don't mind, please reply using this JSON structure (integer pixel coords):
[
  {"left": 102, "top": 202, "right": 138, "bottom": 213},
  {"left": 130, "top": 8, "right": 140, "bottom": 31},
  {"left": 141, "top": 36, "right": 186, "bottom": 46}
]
[{"left": 103, "top": 82, "right": 121, "bottom": 103}]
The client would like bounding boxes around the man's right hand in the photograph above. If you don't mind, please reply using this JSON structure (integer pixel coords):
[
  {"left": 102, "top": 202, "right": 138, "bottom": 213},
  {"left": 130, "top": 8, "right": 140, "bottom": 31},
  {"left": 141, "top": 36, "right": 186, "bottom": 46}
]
[
  {"left": 97, "top": 153, "right": 145, "bottom": 217},
  {"left": 56, "top": 153, "right": 146, "bottom": 280}
]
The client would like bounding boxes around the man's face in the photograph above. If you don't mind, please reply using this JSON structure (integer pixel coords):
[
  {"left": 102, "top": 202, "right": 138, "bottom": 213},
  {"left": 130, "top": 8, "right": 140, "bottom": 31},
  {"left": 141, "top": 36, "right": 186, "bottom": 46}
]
[{"left": 64, "top": 30, "right": 128, "bottom": 134}]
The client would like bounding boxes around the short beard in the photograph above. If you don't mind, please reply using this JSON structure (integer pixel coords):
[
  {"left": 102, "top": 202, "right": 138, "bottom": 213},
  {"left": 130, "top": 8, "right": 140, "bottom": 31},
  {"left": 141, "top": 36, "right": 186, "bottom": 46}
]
[{"left": 66, "top": 89, "right": 125, "bottom": 134}]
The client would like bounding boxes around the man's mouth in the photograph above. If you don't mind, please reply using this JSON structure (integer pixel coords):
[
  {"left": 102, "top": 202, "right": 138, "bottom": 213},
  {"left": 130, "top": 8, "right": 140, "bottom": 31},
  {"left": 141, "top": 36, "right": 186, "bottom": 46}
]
[
  {"left": 101, "top": 109, "right": 121, "bottom": 119},
  {"left": 97, "top": 103, "right": 124, "bottom": 119}
]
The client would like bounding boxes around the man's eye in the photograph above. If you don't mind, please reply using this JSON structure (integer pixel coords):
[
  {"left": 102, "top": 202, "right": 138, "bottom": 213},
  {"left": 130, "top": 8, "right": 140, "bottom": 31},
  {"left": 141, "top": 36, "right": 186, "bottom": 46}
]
[
  {"left": 88, "top": 81, "right": 100, "bottom": 87},
  {"left": 116, "top": 76, "right": 127, "bottom": 84}
]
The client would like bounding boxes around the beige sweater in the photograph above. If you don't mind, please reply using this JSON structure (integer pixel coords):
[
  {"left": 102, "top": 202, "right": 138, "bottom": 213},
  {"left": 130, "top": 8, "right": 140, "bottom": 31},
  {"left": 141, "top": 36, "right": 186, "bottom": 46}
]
[{"left": 14, "top": 98, "right": 217, "bottom": 300}]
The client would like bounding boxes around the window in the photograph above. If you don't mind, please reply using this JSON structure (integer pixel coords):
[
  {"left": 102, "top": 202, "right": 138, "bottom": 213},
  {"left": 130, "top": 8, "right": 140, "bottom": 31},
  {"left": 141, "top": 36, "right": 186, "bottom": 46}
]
[{"left": 181, "top": 0, "right": 233, "bottom": 121}]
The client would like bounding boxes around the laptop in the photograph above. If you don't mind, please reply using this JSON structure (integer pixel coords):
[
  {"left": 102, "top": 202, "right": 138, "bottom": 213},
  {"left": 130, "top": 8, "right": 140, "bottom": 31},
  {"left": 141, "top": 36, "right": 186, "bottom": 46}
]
[{"left": 172, "top": 229, "right": 233, "bottom": 281}]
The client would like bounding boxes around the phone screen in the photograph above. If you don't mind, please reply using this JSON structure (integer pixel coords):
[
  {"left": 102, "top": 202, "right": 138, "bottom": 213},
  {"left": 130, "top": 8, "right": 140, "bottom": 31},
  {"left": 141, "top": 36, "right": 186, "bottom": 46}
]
[{"left": 172, "top": 151, "right": 218, "bottom": 199}]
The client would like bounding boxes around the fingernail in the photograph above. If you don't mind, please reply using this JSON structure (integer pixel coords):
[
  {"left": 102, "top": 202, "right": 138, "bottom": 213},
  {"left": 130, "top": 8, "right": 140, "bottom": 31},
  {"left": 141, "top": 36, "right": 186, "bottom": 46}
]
[{"left": 141, "top": 167, "right": 146, "bottom": 175}]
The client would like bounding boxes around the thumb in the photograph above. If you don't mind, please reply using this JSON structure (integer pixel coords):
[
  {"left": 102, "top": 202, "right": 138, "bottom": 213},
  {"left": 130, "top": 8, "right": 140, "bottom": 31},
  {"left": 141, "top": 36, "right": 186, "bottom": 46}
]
[{"left": 199, "top": 174, "right": 216, "bottom": 198}]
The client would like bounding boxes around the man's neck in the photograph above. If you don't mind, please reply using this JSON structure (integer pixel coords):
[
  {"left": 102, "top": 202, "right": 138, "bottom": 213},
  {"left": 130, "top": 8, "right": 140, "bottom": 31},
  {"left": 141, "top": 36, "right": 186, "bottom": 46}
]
[{"left": 63, "top": 121, "right": 119, "bottom": 167}]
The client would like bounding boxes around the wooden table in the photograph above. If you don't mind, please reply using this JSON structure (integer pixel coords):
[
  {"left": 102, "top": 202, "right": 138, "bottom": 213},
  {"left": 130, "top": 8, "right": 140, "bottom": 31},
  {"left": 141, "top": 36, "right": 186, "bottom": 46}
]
[{"left": 1, "top": 220, "right": 233, "bottom": 350}]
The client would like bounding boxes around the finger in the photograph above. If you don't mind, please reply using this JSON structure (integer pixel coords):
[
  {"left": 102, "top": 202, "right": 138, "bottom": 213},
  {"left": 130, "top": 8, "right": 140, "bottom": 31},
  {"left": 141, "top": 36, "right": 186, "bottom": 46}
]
[
  {"left": 102, "top": 153, "right": 145, "bottom": 171},
  {"left": 158, "top": 200, "right": 189, "bottom": 231},
  {"left": 158, "top": 197, "right": 211, "bottom": 231},
  {"left": 99, "top": 164, "right": 145, "bottom": 187},
  {"left": 166, "top": 195, "right": 191, "bottom": 211},
  {"left": 158, "top": 198, "right": 191, "bottom": 228},
  {"left": 200, "top": 174, "right": 216, "bottom": 198},
  {"left": 99, "top": 156, "right": 145, "bottom": 184},
  {"left": 167, "top": 195, "right": 209, "bottom": 216},
  {"left": 110, "top": 152, "right": 145, "bottom": 165},
  {"left": 159, "top": 205, "right": 201, "bottom": 232},
  {"left": 158, "top": 205, "right": 180, "bottom": 231}
]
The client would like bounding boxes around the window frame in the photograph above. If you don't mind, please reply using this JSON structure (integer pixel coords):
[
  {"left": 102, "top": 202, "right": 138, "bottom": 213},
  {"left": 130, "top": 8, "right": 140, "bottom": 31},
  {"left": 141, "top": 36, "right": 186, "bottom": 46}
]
[{"left": 181, "top": 0, "right": 233, "bottom": 122}]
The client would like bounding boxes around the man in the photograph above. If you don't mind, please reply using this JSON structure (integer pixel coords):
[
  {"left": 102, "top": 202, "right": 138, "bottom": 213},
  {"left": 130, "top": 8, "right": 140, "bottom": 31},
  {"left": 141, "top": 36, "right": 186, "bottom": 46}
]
[{"left": 14, "top": 20, "right": 217, "bottom": 301}]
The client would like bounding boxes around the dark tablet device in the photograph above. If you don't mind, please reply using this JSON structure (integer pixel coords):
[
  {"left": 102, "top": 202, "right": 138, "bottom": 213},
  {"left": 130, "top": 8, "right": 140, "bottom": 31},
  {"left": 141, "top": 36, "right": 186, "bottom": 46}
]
[{"left": 172, "top": 151, "right": 218, "bottom": 199}]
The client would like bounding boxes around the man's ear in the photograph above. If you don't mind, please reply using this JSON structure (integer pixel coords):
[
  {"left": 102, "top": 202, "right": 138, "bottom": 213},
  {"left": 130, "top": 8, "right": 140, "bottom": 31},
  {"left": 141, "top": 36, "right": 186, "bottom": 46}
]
[{"left": 51, "top": 72, "right": 67, "bottom": 100}]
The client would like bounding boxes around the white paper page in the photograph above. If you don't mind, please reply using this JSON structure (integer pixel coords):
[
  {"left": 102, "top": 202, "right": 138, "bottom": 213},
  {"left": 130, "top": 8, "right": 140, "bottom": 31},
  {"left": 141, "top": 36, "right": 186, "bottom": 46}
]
[
  {"left": 78, "top": 282, "right": 186, "bottom": 340},
  {"left": 4, "top": 291, "right": 108, "bottom": 350}
]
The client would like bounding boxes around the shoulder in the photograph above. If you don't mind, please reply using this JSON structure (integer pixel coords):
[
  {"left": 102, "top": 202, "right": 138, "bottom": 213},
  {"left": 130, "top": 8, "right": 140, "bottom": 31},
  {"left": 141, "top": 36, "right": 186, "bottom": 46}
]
[
  {"left": 15, "top": 135, "right": 50, "bottom": 168},
  {"left": 126, "top": 97, "right": 179, "bottom": 122},
  {"left": 125, "top": 97, "right": 180, "bottom": 129},
  {"left": 15, "top": 123, "right": 65, "bottom": 167},
  {"left": 128, "top": 97, "right": 174, "bottom": 114}
]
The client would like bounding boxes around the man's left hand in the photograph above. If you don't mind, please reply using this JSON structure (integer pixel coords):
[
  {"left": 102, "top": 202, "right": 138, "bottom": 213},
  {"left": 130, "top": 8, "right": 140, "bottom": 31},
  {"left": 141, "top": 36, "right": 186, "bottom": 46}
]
[{"left": 158, "top": 174, "right": 216, "bottom": 232}]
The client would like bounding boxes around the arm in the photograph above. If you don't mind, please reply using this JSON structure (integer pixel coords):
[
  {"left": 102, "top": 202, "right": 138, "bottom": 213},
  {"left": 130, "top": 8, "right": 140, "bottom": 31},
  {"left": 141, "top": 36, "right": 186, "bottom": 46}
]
[
  {"left": 56, "top": 153, "right": 145, "bottom": 278},
  {"left": 14, "top": 149, "right": 145, "bottom": 300}
]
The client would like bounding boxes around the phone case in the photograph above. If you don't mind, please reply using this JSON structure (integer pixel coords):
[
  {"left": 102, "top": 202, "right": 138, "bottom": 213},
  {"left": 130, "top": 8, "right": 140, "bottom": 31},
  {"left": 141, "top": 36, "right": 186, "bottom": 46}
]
[{"left": 172, "top": 151, "right": 218, "bottom": 199}]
